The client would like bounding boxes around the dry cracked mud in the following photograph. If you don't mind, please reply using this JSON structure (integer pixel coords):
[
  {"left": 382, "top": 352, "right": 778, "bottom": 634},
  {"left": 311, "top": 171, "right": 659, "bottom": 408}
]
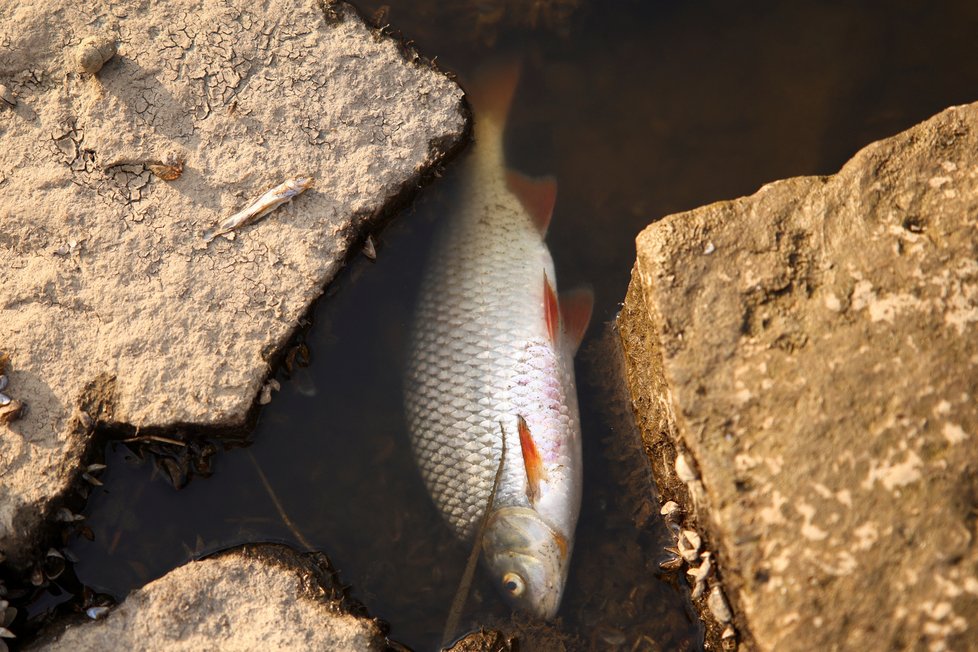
[{"left": 0, "top": 0, "right": 466, "bottom": 567}]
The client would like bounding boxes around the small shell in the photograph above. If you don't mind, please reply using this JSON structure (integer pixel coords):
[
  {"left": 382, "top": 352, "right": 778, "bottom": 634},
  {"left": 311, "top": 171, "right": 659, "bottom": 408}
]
[
  {"left": 721, "top": 626, "right": 737, "bottom": 651},
  {"left": 658, "top": 551, "right": 683, "bottom": 571},
  {"left": 0, "top": 626, "right": 14, "bottom": 639},
  {"left": 86, "top": 606, "right": 110, "bottom": 620},
  {"left": 43, "top": 549, "right": 65, "bottom": 580},
  {"left": 660, "top": 500, "right": 681, "bottom": 519},
  {"left": 675, "top": 452, "right": 699, "bottom": 483},
  {"left": 0, "top": 394, "right": 9, "bottom": 407},
  {"left": 73, "top": 35, "right": 117, "bottom": 74},
  {"left": 362, "top": 235, "right": 377, "bottom": 260},
  {"left": 682, "top": 529, "right": 702, "bottom": 553},
  {"left": 708, "top": 586, "right": 733, "bottom": 623},
  {"left": 86, "top": 463, "right": 107, "bottom": 474},
  {"left": 0, "top": 83, "right": 14, "bottom": 108},
  {"left": 677, "top": 530, "right": 702, "bottom": 563},
  {"left": 258, "top": 379, "right": 281, "bottom": 405},
  {"left": 55, "top": 507, "right": 85, "bottom": 523},
  {"left": 82, "top": 472, "right": 103, "bottom": 486},
  {"left": 687, "top": 551, "right": 713, "bottom": 599}
]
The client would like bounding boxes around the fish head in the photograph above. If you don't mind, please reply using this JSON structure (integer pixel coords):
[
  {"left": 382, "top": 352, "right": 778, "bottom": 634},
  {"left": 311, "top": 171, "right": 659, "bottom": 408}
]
[
  {"left": 482, "top": 506, "right": 568, "bottom": 620},
  {"left": 289, "top": 176, "right": 315, "bottom": 192}
]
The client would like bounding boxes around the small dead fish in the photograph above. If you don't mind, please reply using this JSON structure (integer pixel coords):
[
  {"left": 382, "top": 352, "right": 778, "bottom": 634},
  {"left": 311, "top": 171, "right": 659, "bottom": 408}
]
[{"left": 203, "top": 177, "right": 313, "bottom": 243}]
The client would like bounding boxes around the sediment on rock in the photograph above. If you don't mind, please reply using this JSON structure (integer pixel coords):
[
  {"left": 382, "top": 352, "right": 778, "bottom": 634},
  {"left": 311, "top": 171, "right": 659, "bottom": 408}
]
[
  {"left": 27, "top": 544, "right": 386, "bottom": 651},
  {"left": 0, "top": 0, "right": 467, "bottom": 566},
  {"left": 619, "top": 102, "right": 978, "bottom": 651}
]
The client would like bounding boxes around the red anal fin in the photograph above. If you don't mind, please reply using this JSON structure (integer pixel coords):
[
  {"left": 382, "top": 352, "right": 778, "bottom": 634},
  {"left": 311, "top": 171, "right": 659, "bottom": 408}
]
[
  {"left": 517, "top": 415, "right": 547, "bottom": 503},
  {"left": 543, "top": 274, "right": 560, "bottom": 346},
  {"left": 560, "top": 287, "right": 594, "bottom": 353},
  {"left": 507, "top": 171, "right": 557, "bottom": 236}
]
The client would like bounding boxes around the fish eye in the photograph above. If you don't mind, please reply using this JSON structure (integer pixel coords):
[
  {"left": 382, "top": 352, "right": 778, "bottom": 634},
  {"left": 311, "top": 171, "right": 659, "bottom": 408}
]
[{"left": 502, "top": 572, "right": 525, "bottom": 597}]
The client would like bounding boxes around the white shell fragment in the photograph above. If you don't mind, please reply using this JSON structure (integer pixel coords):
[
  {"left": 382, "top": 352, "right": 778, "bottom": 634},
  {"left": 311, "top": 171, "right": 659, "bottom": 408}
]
[
  {"left": 660, "top": 500, "right": 681, "bottom": 519},
  {"left": 708, "top": 585, "right": 733, "bottom": 623},
  {"left": 0, "top": 626, "right": 15, "bottom": 638},
  {"left": 73, "top": 35, "right": 117, "bottom": 74},
  {"left": 203, "top": 177, "right": 314, "bottom": 243},
  {"left": 55, "top": 507, "right": 85, "bottom": 523},
  {"left": 86, "top": 606, "right": 110, "bottom": 620},
  {"left": 678, "top": 529, "right": 703, "bottom": 563},
  {"left": 258, "top": 379, "right": 281, "bottom": 405},
  {"left": 362, "top": 235, "right": 377, "bottom": 260},
  {"left": 0, "top": 394, "right": 10, "bottom": 407},
  {"left": 687, "top": 551, "right": 713, "bottom": 599},
  {"left": 675, "top": 452, "right": 699, "bottom": 483}
]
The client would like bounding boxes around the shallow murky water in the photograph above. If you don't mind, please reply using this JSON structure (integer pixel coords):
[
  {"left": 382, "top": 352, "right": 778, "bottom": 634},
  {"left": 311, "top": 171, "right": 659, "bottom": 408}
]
[{"left": 25, "top": 0, "right": 978, "bottom": 649}]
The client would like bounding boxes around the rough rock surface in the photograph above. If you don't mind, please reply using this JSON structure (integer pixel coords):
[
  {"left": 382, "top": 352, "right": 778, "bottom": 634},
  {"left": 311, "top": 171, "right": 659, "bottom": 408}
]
[
  {"left": 28, "top": 544, "right": 385, "bottom": 651},
  {"left": 619, "top": 102, "right": 978, "bottom": 651},
  {"left": 0, "top": 0, "right": 466, "bottom": 565}
]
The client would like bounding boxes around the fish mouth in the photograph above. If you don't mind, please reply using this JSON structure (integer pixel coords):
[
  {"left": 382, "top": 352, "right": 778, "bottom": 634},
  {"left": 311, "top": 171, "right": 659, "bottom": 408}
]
[{"left": 482, "top": 506, "right": 569, "bottom": 619}]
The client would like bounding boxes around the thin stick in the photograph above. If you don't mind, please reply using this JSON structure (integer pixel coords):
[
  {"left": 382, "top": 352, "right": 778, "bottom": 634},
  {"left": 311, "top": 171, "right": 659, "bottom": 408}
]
[
  {"left": 121, "top": 434, "right": 186, "bottom": 446},
  {"left": 441, "top": 421, "right": 508, "bottom": 647},
  {"left": 246, "top": 449, "right": 316, "bottom": 552}
]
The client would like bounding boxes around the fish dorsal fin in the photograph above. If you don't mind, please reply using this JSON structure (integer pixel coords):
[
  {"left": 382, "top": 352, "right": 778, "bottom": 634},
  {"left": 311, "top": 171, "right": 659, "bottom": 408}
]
[
  {"left": 517, "top": 415, "right": 547, "bottom": 503},
  {"left": 507, "top": 171, "right": 557, "bottom": 236},
  {"left": 560, "top": 287, "right": 594, "bottom": 353},
  {"left": 543, "top": 273, "right": 560, "bottom": 345}
]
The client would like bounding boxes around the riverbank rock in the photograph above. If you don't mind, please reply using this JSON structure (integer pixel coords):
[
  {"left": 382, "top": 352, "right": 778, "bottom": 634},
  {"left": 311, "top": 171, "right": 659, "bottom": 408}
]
[
  {"left": 619, "top": 102, "right": 978, "bottom": 651},
  {"left": 28, "top": 544, "right": 385, "bottom": 651},
  {"left": 0, "top": 0, "right": 467, "bottom": 566}
]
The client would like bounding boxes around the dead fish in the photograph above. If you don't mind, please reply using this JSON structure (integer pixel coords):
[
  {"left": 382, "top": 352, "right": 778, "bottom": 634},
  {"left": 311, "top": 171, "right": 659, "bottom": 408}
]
[
  {"left": 203, "top": 177, "right": 313, "bottom": 243},
  {"left": 404, "top": 60, "right": 592, "bottom": 620}
]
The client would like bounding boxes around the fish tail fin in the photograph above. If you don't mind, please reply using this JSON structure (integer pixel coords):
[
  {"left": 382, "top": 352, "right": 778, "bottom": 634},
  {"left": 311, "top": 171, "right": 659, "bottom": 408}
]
[{"left": 467, "top": 56, "right": 522, "bottom": 157}]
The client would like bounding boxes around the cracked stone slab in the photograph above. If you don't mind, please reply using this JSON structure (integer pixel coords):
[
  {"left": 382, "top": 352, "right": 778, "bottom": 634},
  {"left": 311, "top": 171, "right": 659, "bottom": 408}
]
[
  {"left": 0, "top": 0, "right": 466, "bottom": 565},
  {"left": 28, "top": 544, "right": 385, "bottom": 651},
  {"left": 618, "top": 102, "right": 978, "bottom": 651}
]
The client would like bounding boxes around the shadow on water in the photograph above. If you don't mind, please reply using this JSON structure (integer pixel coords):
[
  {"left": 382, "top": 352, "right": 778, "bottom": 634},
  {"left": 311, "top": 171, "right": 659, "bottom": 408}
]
[{"left": 38, "top": 0, "right": 978, "bottom": 649}]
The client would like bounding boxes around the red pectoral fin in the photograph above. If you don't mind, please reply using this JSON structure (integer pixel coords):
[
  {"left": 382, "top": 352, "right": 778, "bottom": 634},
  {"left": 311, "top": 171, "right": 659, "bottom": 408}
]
[
  {"left": 517, "top": 415, "right": 547, "bottom": 503},
  {"left": 543, "top": 274, "right": 560, "bottom": 346},
  {"left": 560, "top": 287, "right": 594, "bottom": 353},
  {"left": 507, "top": 171, "right": 557, "bottom": 236}
]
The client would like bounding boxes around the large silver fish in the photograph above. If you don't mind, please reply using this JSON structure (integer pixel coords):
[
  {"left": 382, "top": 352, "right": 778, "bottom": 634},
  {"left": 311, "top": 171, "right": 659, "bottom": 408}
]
[{"left": 404, "top": 62, "right": 592, "bottom": 619}]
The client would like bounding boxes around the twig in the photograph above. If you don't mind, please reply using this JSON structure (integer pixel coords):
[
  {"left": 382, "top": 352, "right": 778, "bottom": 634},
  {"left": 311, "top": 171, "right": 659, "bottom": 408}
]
[
  {"left": 246, "top": 449, "right": 316, "bottom": 552},
  {"left": 441, "top": 421, "right": 507, "bottom": 647}
]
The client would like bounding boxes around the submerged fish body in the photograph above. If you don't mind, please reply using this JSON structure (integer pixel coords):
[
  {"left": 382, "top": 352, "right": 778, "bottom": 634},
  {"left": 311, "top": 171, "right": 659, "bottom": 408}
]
[{"left": 404, "top": 62, "right": 591, "bottom": 619}]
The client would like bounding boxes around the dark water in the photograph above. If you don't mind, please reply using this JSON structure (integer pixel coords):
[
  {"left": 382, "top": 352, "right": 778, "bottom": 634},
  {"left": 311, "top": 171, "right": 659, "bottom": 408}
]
[{"left": 33, "top": 0, "right": 978, "bottom": 649}]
